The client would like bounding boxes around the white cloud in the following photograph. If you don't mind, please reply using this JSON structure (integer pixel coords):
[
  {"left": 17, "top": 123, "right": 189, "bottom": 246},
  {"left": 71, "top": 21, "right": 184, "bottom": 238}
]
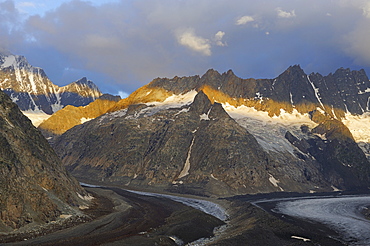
[
  {"left": 214, "top": 31, "right": 227, "bottom": 46},
  {"left": 18, "top": 2, "right": 36, "bottom": 8},
  {"left": 118, "top": 90, "right": 129, "bottom": 98},
  {"left": 236, "top": 15, "right": 254, "bottom": 25},
  {"left": 176, "top": 29, "right": 211, "bottom": 56},
  {"left": 276, "top": 7, "right": 296, "bottom": 18},
  {"left": 361, "top": 1, "right": 370, "bottom": 18}
]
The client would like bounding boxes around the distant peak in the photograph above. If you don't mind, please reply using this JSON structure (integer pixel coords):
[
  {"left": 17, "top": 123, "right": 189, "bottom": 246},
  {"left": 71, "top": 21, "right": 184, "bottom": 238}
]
[
  {"left": 288, "top": 64, "right": 304, "bottom": 71},
  {"left": 75, "top": 77, "right": 89, "bottom": 84},
  {"left": 279, "top": 64, "right": 306, "bottom": 77},
  {"left": 334, "top": 67, "right": 351, "bottom": 74},
  {"left": 73, "top": 77, "right": 101, "bottom": 92},
  {"left": 227, "top": 69, "right": 235, "bottom": 75},
  {"left": 203, "top": 68, "right": 221, "bottom": 77}
]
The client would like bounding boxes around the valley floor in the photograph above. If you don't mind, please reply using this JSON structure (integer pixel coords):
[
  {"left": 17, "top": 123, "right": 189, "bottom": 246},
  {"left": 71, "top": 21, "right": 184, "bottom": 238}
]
[
  {"left": 2, "top": 183, "right": 369, "bottom": 246},
  {"left": 1, "top": 185, "right": 223, "bottom": 246}
]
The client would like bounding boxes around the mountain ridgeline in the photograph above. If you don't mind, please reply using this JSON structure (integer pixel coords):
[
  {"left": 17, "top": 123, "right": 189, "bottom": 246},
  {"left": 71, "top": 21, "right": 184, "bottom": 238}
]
[
  {"left": 146, "top": 66, "right": 370, "bottom": 118},
  {"left": 39, "top": 65, "right": 370, "bottom": 137},
  {"left": 0, "top": 52, "right": 102, "bottom": 114}
]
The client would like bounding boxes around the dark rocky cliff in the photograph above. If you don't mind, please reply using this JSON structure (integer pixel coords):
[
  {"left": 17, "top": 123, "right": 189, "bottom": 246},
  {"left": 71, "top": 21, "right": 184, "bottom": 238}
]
[{"left": 0, "top": 89, "right": 88, "bottom": 232}]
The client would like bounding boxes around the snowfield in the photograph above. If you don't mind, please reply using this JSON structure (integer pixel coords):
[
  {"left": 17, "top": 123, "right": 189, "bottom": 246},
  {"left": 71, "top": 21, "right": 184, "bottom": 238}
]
[
  {"left": 22, "top": 110, "right": 52, "bottom": 127},
  {"left": 343, "top": 112, "right": 370, "bottom": 159},
  {"left": 224, "top": 104, "right": 316, "bottom": 154}
]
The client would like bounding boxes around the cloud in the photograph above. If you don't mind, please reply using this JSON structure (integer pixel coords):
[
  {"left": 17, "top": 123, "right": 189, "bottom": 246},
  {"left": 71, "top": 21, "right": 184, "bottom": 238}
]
[
  {"left": 0, "top": 0, "right": 24, "bottom": 50},
  {"left": 118, "top": 90, "right": 129, "bottom": 98},
  {"left": 2, "top": 0, "right": 370, "bottom": 94},
  {"left": 236, "top": 15, "right": 254, "bottom": 25},
  {"left": 214, "top": 31, "right": 227, "bottom": 46},
  {"left": 176, "top": 28, "right": 211, "bottom": 56},
  {"left": 344, "top": 21, "right": 370, "bottom": 66},
  {"left": 361, "top": 1, "right": 370, "bottom": 18},
  {"left": 276, "top": 7, "right": 296, "bottom": 18},
  {"left": 18, "top": 2, "right": 36, "bottom": 8},
  {"left": 84, "top": 34, "right": 121, "bottom": 50}
]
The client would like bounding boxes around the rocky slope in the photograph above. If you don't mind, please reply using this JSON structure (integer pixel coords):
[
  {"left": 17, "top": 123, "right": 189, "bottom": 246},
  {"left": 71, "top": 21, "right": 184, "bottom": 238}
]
[
  {"left": 42, "top": 66, "right": 370, "bottom": 160},
  {"left": 0, "top": 52, "right": 102, "bottom": 115},
  {"left": 39, "top": 94, "right": 121, "bottom": 136},
  {"left": 53, "top": 90, "right": 370, "bottom": 196},
  {"left": 0, "top": 89, "right": 90, "bottom": 233}
]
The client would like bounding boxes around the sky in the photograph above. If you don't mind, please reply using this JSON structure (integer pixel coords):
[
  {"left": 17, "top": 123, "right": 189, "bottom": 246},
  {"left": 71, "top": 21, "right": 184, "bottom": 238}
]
[{"left": 1, "top": 0, "right": 370, "bottom": 97}]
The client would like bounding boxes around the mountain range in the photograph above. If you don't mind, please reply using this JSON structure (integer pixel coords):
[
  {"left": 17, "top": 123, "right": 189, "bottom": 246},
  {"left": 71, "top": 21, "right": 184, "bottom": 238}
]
[
  {"left": 39, "top": 65, "right": 370, "bottom": 196},
  {"left": 1, "top": 50, "right": 370, "bottom": 240},
  {"left": 0, "top": 52, "right": 102, "bottom": 118}
]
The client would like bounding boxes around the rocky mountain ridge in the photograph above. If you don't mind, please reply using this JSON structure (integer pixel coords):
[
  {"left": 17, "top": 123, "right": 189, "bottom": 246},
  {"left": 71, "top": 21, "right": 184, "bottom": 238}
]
[
  {"left": 53, "top": 90, "right": 370, "bottom": 196},
  {"left": 0, "top": 89, "right": 91, "bottom": 233},
  {"left": 145, "top": 65, "right": 370, "bottom": 117},
  {"left": 39, "top": 65, "right": 370, "bottom": 135},
  {"left": 39, "top": 94, "right": 121, "bottom": 138},
  {"left": 0, "top": 52, "right": 102, "bottom": 115}
]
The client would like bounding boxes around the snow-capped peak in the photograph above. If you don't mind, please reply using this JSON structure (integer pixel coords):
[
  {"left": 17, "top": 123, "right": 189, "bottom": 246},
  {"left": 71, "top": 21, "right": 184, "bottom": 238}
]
[{"left": 1, "top": 52, "right": 102, "bottom": 115}]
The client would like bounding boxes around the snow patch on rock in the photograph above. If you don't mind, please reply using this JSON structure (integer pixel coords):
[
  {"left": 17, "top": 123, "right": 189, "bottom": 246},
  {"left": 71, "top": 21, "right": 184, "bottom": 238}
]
[
  {"left": 80, "top": 117, "right": 93, "bottom": 124},
  {"left": 22, "top": 110, "right": 52, "bottom": 127},
  {"left": 178, "top": 137, "right": 195, "bottom": 179},
  {"left": 268, "top": 174, "right": 284, "bottom": 191},
  {"left": 343, "top": 112, "right": 370, "bottom": 159}
]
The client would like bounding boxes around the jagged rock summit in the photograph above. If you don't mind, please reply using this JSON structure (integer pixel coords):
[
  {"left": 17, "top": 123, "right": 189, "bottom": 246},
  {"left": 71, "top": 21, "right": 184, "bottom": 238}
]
[
  {"left": 0, "top": 89, "right": 90, "bottom": 233},
  {"left": 0, "top": 51, "right": 102, "bottom": 115}
]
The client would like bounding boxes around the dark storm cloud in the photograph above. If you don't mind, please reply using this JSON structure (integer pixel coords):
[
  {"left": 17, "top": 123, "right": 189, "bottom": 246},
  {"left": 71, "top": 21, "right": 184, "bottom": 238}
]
[{"left": 2, "top": 0, "right": 370, "bottom": 93}]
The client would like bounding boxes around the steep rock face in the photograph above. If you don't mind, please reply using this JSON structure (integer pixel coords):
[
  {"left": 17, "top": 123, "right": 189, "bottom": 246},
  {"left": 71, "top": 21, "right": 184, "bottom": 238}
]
[
  {"left": 0, "top": 89, "right": 88, "bottom": 231},
  {"left": 286, "top": 119, "right": 370, "bottom": 189},
  {"left": 0, "top": 53, "right": 102, "bottom": 114},
  {"left": 54, "top": 91, "right": 352, "bottom": 196}
]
